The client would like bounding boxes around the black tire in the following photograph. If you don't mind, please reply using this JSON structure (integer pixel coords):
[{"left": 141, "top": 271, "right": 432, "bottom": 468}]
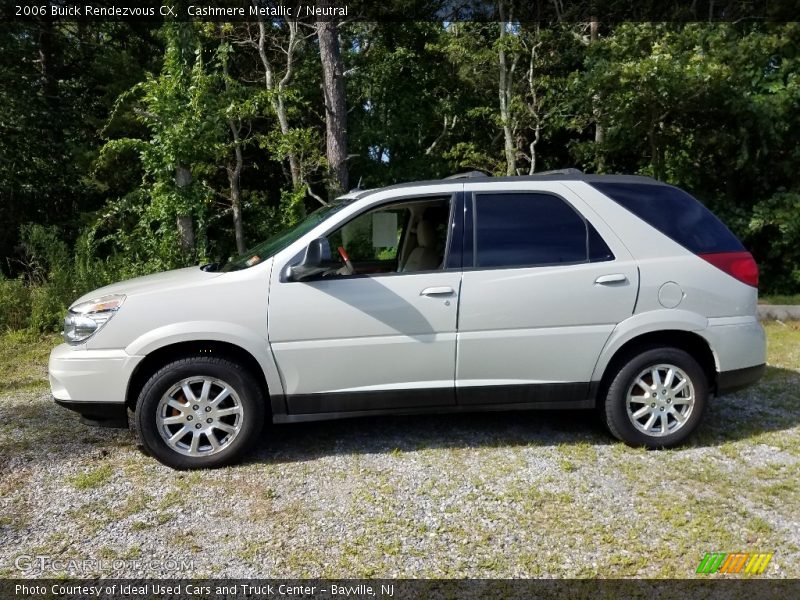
[
  {"left": 134, "top": 356, "right": 264, "bottom": 469},
  {"left": 603, "top": 346, "right": 708, "bottom": 448}
]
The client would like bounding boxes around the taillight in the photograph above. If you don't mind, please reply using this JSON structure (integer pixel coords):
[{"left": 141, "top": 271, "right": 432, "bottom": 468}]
[{"left": 699, "top": 251, "right": 759, "bottom": 288}]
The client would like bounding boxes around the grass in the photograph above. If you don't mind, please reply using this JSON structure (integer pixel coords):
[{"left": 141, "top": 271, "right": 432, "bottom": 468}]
[
  {"left": 764, "top": 320, "right": 800, "bottom": 369},
  {"left": 71, "top": 465, "right": 114, "bottom": 489},
  {"left": 0, "top": 322, "right": 798, "bottom": 578},
  {"left": 758, "top": 294, "right": 800, "bottom": 305},
  {"left": 0, "top": 329, "right": 60, "bottom": 392}
]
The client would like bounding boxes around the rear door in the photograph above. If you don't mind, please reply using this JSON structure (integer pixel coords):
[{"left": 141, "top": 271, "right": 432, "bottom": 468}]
[{"left": 456, "top": 182, "right": 638, "bottom": 405}]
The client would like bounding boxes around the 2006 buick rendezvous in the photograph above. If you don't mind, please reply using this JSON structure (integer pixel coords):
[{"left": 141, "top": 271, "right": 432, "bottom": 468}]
[{"left": 49, "top": 171, "right": 765, "bottom": 468}]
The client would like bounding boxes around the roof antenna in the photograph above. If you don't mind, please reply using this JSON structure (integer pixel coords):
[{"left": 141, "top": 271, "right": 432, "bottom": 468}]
[{"left": 349, "top": 176, "right": 364, "bottom": 194}]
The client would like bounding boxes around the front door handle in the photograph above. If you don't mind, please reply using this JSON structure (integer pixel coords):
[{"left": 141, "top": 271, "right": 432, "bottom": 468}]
[
  {"left": 420, "top": 286, "right": 455, "bottom": 296},
  {"left": 595, "top": 274, "right": 628, "bottom": 285}
]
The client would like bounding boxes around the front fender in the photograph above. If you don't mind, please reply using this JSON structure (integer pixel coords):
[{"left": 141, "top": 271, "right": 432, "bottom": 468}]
[
  {"left": 590, "top": 310, "right": 709, "bottom": 382},
  {"left": 125, "top": 321, "right": 284, "bottom": 396}
]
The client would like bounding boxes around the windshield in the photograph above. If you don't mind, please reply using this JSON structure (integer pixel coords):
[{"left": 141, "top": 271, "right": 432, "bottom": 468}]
[{"left": 222, "top": 202, "right": 346, "bottom": 272}]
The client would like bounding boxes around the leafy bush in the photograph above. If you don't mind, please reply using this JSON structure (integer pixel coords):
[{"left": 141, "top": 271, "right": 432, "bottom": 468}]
[
  {"left": 28, "top": 283, "right": 69, "bottom": 333},
  {"left": 748, "top": 192, "right": 800, "bottom": 294},
  {"left": 16, "top": 224, "right": 73, "bottom": 332},
  {"left": 0, "top": 276, "right": 31, "bottom": 330},
  {"left": 15, "top": 222, "right": 162, "bottom": 332}
]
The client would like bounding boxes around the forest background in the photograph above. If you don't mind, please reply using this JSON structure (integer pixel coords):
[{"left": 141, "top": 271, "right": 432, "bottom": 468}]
[{"left": 1, "top": 8, "right": 798, "bottom": 331}]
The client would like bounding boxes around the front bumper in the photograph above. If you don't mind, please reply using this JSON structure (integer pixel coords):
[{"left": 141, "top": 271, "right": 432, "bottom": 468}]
[{"left": 49, "top": 343, "right": 142, "bottom": 418}]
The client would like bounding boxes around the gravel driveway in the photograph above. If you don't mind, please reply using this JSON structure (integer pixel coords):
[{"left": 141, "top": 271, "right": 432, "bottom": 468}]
[{"left": 1, "top": 324, "right": 798, "bottom": 579}]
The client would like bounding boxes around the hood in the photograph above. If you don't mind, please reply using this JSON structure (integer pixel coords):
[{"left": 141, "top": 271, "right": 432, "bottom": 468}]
[{"left": 71, "top": 266, "right": 224, "bottom": 307}]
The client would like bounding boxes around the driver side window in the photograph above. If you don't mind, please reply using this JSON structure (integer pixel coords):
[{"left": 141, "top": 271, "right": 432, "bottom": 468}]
[
  {"left": 327, "top": 196, "right": 452, "bottom": 276},
  {"left": 328, "top": 207, "right": 405, "bottom": 265}
]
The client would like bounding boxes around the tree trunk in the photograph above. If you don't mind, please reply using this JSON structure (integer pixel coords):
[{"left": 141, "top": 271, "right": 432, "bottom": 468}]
[
  {"left": 527, "top": 24, "right": 542, "bottom": 175},
  {"left": 175, "top": 166, "right": 195, "bottom": 260},
  {"left": 498, "top": 9, "right": 516, "bottom": 176},
  {"left": 274, "top": 93, "right": 301, "bottom": 188},
  {"left": 227, "top": 135, "right": 246, "bottom": 255},
  {"left": 590, "top": 18, "right": 605, "bottom": 171},
  {"left": 37, "top": 18, "right": 63, "bottom": 152},
  {"left": 221, "top": 29, "right": 247, "bottom": 255},
  {"left": 37, "top": 19, "right": 57, "bottom": 107},
  {"left": 648, "top": 121, "right": 662, "bottom": 180},
  {"left": 317, "top": 8, "right": 349, "bottom": 195},
  {"left": 254, "top": 14, "right": 302, "bottom": 189}
]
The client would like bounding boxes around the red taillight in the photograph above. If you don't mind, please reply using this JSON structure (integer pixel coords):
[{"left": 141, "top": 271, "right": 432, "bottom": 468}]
[{"left": 699, "top": 251, "right": 759, "bottom": 288}]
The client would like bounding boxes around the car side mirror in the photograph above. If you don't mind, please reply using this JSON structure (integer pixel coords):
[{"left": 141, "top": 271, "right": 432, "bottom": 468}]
[{"left": 287, "top": 238, "right": 336, "bottom": 281}]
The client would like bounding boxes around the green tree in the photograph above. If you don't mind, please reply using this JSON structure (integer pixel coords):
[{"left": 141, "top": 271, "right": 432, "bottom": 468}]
[
  {"left": 100, "top": 22, "right": 226, "bottom": 267},
  {"left": 0, "top": 21, "right": 159, "bottom": 275}
]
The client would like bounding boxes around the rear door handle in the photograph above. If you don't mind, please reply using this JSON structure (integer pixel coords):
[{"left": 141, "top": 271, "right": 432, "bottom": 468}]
[
  {"left": 420, "top": 286, "right": 455, "bottom": 296},
  {"left": 595, "top": 274, "right": 628, "bottom": 285}
]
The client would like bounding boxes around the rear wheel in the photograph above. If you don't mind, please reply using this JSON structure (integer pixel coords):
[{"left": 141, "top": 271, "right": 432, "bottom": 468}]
[
  {"left": 603, "top": 347, "right": 708, "bottom": 448},
  {"left": 134, "top": 356, "right": 264, "bottom": 469}
]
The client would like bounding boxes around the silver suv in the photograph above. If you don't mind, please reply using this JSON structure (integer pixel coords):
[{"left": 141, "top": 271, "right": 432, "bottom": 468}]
[{"left": 49, "top": 171, "right": 766, "bottom": 468}]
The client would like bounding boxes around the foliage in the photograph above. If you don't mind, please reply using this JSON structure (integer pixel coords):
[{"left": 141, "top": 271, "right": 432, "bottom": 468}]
[
  {"left": 749, "top": 192, "right": 800, "bottom": 293},
  {"left": 13, "top": 223, "right": 157, "bottom": 332},
  {"left": 0, "top": 21, "right": 159, "bottom": 275},
  {"left": 97, "top": 23, "right": 224, "bottom": 267},
  {"left": 1, "top": 20, "right": 799, "bottom": 332},
  {"left": 0, "top": 276, "right": 30, "bottom": 331}
]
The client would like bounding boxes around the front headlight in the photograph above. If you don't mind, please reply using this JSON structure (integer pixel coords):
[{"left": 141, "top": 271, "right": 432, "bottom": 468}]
[{"left": 63, "top": 294, "right": 126, "bottom": 345}]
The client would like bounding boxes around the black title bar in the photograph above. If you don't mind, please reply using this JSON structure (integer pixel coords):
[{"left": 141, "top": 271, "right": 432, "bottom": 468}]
[
  {"left": 3, "top": 579, "right": 800, "bottom": 600},
  {"left": 2, "top": 0, "right": 800, "bottom": 22}
]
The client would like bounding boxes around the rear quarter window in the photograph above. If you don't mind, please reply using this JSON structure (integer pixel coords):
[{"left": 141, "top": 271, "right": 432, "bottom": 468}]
[{"left": 590, "top": 182, "right": 744, "bottom": 254}]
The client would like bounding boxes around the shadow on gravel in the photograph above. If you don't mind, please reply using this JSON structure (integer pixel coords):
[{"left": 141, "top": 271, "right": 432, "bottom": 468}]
[
  {"left": 693, "top": 365, "right": 800, "bottom": 448},
  {"left": 245, "top": 365, "right": 800, "bottom": 465},
  {"left": 4, "top": 367, "right": 798, "bottom": 467},
  {"left": 248, "top": 409, "right": 611, "bottom": 465}
]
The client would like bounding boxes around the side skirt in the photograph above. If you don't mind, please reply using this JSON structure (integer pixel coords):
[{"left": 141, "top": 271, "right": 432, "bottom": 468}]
[
  {"left": 273, "top": 399, "right": 595, "bottom": 424},
  {"left": 272, "top": 382, "right": 596, "bottom": 424}
]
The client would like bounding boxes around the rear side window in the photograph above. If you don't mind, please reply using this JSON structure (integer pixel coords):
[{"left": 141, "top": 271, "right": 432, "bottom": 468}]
[
  {"left": 591, "top": 182, "right": 744, "bottom": 254},
  {"left": 474, "top": 192, "right": 612, "bottom": 268}
]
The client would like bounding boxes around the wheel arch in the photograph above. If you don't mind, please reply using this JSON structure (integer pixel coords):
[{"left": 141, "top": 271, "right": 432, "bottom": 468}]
[
  {"left": 125, "top": 340, "right": 274, "bottom": 416},
  {"left": 593, "top": 329, "right": 717, "bottom": 401}
]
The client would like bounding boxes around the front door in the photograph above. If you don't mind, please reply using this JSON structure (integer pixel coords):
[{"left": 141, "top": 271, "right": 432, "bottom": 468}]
[{"left": 268, "top": 195, "right": 461, "bottom": 414}]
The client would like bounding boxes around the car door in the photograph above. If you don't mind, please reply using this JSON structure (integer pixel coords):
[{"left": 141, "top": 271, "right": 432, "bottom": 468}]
[
  {"left": 268, "top": 192, "right": 463, "bottom": 414},
  {"left": 456, "top": 182, "right": 638, "bottom": 406}
]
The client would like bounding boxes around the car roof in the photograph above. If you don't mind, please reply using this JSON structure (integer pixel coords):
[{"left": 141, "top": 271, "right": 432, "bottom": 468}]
[{"left": 339, "top": 171, "right": 665, "bottom": 201}]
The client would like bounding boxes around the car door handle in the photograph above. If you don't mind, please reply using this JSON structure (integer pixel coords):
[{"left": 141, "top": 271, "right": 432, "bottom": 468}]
[
  {"left": 420, "top": 286, "right": 455, "bottom": 296},
  {"left": 595, "top": 274, "right": 628, "bottom": 285}
]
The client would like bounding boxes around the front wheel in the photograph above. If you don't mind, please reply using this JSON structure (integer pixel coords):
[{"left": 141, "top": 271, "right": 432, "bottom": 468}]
[
  {"left": 134, "top": 356, "right": 264, "bottom": 469},
  {"left": 603, "top": 347, "right": 708, "bottom": 448}
]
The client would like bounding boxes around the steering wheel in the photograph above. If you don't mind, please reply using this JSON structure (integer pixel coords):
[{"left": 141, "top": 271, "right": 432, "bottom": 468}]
[{"left": 337, "top": 246, "right": 355, "bottom": 275}]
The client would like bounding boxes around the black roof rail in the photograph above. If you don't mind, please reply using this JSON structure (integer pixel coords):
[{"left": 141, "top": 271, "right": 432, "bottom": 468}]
[
  {"left": 444, "top": 170, "right": 491, "bottom": 180},
  {"left": 345, "top": 170, "right": 661, "bottom": 200},
  {"left": 534, "top": 168, "right": 584, "bottom": 176}
]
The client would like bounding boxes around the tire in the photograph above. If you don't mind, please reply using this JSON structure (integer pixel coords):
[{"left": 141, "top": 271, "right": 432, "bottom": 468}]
[
  {"left": 603, "top": 347, "right": 708, "bottom": 448},
  {"left": 134, "top": 356, "right": 264, "bottom": 469}
]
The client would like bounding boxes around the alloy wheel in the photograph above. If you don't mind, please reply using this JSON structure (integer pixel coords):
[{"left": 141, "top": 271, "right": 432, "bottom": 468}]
[
  {"left": 156, "top": 376, "right": 244, "bottom": 456},
  {"left": 625, "top": 363, "right": 695, "bottom": 437}
]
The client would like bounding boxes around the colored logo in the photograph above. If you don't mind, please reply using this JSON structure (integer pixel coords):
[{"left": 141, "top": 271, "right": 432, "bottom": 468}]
[{"left": 696, "top": 552, "right": 773, "bottom": 574}]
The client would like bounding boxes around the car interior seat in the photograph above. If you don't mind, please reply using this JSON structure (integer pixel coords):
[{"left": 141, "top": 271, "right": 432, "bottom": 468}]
[{"left": 401, "top": 220, "right": 441, "bottom": 272}]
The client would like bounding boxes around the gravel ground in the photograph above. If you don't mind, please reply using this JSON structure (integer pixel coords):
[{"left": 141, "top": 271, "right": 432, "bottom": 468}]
[{"left": 1, "top": 324, "right": 799, "bottom": 579}]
